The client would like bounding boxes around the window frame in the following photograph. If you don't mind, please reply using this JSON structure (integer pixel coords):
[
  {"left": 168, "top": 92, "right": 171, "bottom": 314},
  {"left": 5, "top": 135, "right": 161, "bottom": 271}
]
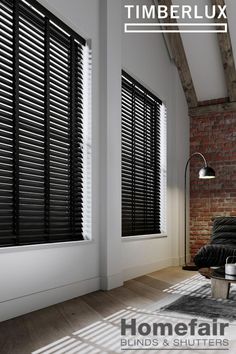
[
  {"left": 0, "top": 0, "right": 90, "bottom": 247},
  {"left": 121, "top": 70, "right": 167, "bottom": 238}
]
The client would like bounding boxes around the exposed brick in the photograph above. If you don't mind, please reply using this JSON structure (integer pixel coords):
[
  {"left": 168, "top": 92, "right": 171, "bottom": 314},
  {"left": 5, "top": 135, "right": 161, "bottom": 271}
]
[{"left": 190, "top": 109, "right": 236, "bottom": 260}]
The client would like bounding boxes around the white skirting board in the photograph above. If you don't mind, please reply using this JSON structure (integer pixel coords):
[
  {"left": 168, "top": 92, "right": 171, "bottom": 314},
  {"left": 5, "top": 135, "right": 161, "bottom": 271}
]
[
  {"left": 0, "top": 277, "right": 100, "bottom": 322},
  {"left": 0, "top": 257, "right": 182, "bottom": 322}
]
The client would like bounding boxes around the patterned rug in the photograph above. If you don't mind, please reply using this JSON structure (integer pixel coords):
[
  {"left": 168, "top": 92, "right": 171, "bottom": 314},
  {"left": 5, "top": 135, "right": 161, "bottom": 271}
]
[{"left": 160, "top": 282, "right": 236, "bottom": 322}]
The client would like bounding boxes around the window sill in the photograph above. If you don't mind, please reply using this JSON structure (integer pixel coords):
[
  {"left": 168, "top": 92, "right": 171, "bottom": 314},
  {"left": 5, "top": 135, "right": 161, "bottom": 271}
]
[
  {"left": 122, "top": 234, "right": 167, "bottom": 242},
  {"left": 0, "top": 239, "right": 94, "bottom": 253}
]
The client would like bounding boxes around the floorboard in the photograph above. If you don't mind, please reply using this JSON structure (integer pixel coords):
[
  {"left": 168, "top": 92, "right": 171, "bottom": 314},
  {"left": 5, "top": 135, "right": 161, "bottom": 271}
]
[{"left": 1, "top": 266, "right": 234, "bottom": 354}]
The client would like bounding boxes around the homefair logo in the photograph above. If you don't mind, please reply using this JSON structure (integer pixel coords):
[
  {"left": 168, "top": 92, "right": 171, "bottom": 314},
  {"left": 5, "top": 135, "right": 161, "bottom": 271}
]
[
  {"left": 121, "top": 317, "right": 230, "bottom": 350},
  {"left": 124, "top": 2, "right": 228, "bottom": 33}
]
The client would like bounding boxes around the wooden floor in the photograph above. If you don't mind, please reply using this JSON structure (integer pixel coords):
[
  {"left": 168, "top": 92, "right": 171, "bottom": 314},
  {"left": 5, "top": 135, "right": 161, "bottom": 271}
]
[{"left": 0, "top": 266, "right": 233, "bottom": 354}]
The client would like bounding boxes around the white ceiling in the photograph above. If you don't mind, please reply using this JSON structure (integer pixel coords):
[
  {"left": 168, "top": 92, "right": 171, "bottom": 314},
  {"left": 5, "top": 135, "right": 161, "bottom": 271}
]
[{"left": 171, "top": 0, "right": 235, "bottom": 101}]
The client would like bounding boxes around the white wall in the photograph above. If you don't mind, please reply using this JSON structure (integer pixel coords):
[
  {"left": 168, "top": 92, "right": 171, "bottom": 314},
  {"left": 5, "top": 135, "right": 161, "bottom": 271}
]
[
  {"left": 99, "top": 0, "right": 123, "bottom": 290},
  {"left": 121, "top": 0, "right": 189, "bottom": 280},
  {"left": 0, "top": 0, "right": 189, "bottom": 321}
]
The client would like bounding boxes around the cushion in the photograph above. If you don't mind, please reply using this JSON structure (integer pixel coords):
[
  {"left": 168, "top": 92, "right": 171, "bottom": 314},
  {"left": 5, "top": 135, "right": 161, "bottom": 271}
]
[
  {"left": 211, "top": 217, "right": 236, "bottom": 246},
  {"left": 194, "top": 244, "right": 236, "bottom": 268}
]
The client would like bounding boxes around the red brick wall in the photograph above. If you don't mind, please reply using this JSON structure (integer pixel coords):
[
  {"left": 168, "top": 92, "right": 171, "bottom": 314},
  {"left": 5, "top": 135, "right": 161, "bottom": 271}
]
[{"left": 190, "top": 110, "right": 236, "bottom": 259}]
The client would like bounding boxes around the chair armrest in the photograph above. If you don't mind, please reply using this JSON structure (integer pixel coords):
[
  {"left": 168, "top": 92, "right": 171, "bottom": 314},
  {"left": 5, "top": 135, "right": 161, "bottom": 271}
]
[{"left": 194, "top": 244, "right": 236, "bottom": 268}]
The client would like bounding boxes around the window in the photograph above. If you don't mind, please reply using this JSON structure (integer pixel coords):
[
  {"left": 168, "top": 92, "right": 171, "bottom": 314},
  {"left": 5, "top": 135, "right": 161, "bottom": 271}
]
[
  {"left": 122, "top": 71, "right": 167, "bottom": 237},
  {"left": 0, "top": 0, "right": 91, "bottom": 246}
]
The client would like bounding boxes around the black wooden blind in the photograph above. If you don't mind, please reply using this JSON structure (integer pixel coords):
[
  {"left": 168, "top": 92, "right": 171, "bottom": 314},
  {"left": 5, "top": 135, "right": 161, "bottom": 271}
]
[
  {"left": 0, "top": 0, "right": 87, "bottom": 246},
  {"left": 122, "top": 71, "right": 163, "bottom": 237}
]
